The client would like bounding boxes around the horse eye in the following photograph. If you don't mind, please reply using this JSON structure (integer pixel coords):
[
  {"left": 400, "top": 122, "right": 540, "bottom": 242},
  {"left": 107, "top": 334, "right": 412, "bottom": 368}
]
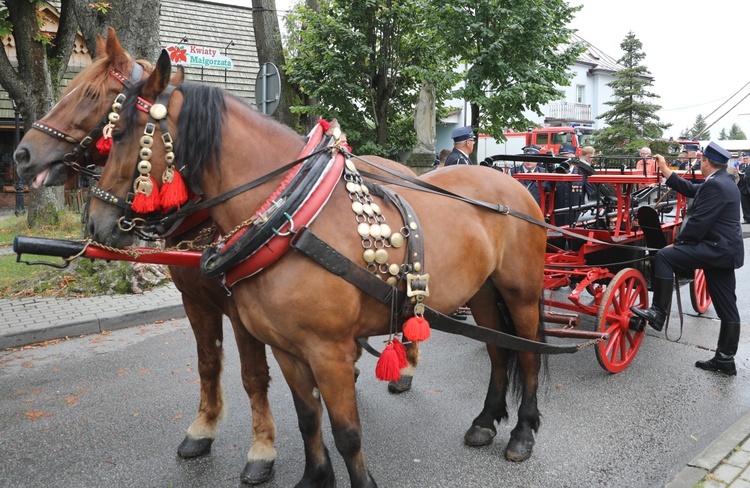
[{"left": 111, "top": 130, "right": 123, "bottom": 142}]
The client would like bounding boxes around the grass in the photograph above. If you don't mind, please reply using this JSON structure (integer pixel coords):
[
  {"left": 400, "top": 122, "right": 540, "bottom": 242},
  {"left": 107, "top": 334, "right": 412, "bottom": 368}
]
[
  {"left": 0, "top": 210, "right": 83, "bottom": 246},
  {"left": 0, "top": 210, "right": 85, "bottom": 295}
]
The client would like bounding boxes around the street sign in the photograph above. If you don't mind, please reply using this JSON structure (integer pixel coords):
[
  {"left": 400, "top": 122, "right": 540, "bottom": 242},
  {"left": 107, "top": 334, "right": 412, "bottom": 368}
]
[
  {"left": 254, "top": 63, "right": 281, "bottom": 116},
  {"left": 165, "top": 44, "right": 234, "bottom": 69}
]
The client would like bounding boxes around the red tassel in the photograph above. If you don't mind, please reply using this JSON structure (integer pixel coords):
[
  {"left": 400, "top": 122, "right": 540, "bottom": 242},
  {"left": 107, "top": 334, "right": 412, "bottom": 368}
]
[
  {"left": 95, "top": 136, "right": 112, "bottom": 156},
  {"left": 375, "top": 342, "right": 401, "bottom": 382},
  {"left": 131, "top": 177, "right": 161, "bottom": 214},
  {"left": 318, "top": 118, "right": 330, "bottom": 132},
  {"left": 392, "top": 337, "right": 408, "bottom": 369},
  {"left": 160, "top": 168, "right": 188, "bottom": 210},
  {"left": 403, "top": 316, "right": 431, "bottom": 342}
]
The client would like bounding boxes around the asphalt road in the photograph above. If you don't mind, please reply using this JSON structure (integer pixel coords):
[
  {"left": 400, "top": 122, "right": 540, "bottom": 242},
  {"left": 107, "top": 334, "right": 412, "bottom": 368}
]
[{"left": 2, "top": 240, "right": 750, "bottom": 487}]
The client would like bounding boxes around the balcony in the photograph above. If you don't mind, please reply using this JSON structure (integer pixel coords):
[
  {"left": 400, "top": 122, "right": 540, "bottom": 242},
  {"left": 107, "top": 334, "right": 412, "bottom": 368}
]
[{"left": 545, "top": 102, "right": 593, "bottom": 125}]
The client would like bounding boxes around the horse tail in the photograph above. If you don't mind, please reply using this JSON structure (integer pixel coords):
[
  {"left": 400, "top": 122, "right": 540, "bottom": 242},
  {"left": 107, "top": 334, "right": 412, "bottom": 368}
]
[{"left": 499, "top": 295, "right": 549, "bottom": 403}]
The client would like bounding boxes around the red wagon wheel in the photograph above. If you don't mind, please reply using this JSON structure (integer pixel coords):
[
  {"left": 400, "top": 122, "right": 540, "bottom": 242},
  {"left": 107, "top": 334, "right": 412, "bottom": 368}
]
[
  {"left": 595, "top": 268, "right": 649, "bottom": 373},
  {"left": 689, "top": 269, "right": 711, "bottom": 314}
]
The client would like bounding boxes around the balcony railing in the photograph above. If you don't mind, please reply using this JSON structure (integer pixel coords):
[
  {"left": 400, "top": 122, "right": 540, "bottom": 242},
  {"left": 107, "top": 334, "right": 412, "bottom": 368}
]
[{"left": 546, "top": 102, "right": 592, "bottom": 123}]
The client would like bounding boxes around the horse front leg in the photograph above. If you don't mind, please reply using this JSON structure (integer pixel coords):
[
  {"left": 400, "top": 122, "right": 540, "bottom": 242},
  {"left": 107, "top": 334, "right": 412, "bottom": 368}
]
[
  {"left": 229, "top": 307, "right": 276, "bottom": 484},
  {"left": 177, "top": 298, "right": 225, "bottom": 458},
  {"left": 272, "top": 348, "right": 336, "bottom": 488}
]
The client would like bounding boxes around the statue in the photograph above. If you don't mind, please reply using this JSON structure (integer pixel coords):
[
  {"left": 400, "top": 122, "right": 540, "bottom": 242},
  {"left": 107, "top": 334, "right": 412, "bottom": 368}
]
[{"left": 413, "top": 83, "right": 436, "bottom": 155}]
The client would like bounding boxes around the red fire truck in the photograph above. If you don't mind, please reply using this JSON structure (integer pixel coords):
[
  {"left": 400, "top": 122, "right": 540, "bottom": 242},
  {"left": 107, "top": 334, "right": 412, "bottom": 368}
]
[{"left": 476, "top": 123, "right": 595, "bottom": 160}]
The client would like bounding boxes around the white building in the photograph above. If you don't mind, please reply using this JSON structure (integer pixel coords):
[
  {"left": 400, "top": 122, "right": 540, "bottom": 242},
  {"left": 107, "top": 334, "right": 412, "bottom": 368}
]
[{"left": 436, "top": 34, "right": 628, "bottom": 158}]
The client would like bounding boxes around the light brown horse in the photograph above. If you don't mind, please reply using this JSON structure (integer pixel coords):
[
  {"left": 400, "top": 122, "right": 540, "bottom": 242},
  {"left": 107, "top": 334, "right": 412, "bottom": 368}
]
[
  {"left": 87, "top": 50, "right": 548, "bottom": 487},
  {"left": 13, "top": 28, "right": 420, "bottom": 484}
]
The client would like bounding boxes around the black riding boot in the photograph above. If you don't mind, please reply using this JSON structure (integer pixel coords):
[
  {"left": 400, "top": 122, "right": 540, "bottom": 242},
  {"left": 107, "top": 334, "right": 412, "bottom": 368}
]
[
  {"left": 696, "top": 322, "right": 740, "bottom": 376},
  {"left": 630, "top": 277, "right": 672, "bottom": 332}
]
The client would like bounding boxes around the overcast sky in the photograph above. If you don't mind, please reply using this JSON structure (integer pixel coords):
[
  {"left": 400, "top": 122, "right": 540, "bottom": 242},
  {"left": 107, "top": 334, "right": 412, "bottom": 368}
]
[
  {"left": 569, "top": 0, "right": 750, "bottom": 139},
  {"left": 213, "top": 0, "right": 750, "bottom": 140}
]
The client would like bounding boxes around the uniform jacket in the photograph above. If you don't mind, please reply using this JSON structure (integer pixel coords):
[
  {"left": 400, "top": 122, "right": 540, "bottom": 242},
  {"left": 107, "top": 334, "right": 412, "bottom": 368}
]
[
  {"left": 444, "top": 148, "right": 472, "bottom": 166},
  {"left": 510, "top": 165, "right": 548, "bottom": 208},
  {"left": 666, "top": 169, "right": 744, "bottom": 269},
  {"left": 738, "top": 162, "right": 750, "bottom": 195}
]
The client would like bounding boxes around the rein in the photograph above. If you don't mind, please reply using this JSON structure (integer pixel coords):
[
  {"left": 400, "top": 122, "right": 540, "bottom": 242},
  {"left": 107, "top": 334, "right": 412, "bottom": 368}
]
[{"left": 31, "top": 63, "right": 145, "bottom": 180}]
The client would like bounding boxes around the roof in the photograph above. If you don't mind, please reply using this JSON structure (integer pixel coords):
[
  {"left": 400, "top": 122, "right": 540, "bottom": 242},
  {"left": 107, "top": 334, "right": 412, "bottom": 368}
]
[{"left": 571, "top": 33, "right": 626, "bottom": 74}]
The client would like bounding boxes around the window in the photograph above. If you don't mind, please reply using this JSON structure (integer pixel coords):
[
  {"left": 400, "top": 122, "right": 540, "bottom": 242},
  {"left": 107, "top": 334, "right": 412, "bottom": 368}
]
[{"left": 576, "top": 85, "right": 586, "bottom": 104}]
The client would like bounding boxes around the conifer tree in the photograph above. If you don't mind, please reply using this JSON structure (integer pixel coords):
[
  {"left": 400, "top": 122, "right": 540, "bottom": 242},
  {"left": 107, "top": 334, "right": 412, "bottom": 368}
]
[{"left": 594, "top": 32, "right": 670, "bottom": 154}]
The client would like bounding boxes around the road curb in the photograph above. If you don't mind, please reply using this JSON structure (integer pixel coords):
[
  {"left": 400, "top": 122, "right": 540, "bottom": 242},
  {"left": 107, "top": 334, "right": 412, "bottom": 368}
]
[
  {"left": 0, "top": 304, "right": 186, "bottom": 349},
  {"left": 667, "top": 411, "right": 750, "bottom": 487}
]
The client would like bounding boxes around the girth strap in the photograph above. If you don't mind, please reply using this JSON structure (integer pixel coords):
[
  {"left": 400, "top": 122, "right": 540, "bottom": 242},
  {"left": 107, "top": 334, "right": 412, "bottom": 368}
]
[{"left": 290, "top": 227, "right": 579, "bottom": 355}]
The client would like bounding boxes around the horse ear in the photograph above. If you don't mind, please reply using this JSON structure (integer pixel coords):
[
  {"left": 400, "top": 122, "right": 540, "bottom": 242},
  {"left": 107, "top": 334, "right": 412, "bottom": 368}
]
[
  {"left": 141, "top": 50, "right": 172, "bottom": 101},
  {"left": 170, "top": 65, "right": 185, "bottom": 86},
  {"left": 105, "top": 26, "right": 129, "bottom": 72},
  {"left": 95, "top": 33, "right": 106, "bottom": 59}
]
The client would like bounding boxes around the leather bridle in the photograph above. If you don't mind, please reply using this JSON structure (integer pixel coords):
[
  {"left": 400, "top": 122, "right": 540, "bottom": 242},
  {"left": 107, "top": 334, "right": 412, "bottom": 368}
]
[{"left": 30, "top": 63, "right": 145, "bottom": 180}]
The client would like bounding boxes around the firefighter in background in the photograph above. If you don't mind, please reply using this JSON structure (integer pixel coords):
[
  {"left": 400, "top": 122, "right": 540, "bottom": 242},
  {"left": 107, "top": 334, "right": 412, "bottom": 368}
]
[{"left": 738, "top": 152, "right": 750, "bottom": 224}]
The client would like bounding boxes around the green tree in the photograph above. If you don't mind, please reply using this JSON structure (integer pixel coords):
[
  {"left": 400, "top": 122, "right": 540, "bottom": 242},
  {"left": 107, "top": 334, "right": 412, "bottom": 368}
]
[
  {"left": 594, "top": 32, "right": 670, "bottom": 154},
  {"left": 435, "top": 0, "right": 584, "bottom": 139},
  {"left": 0, "top": 0, "right": 160, "bottom": 226},
  {"left": 719, "top": 128, "right": 728, "bottom": 140},
  {"left": 683, "top": 114, "right": 710, "bottom": 140},
  {"left": 728, "top": 123, "right": 747, "bottom": 140},
  {"left": 284, "top": 0, "right": 457, "bottom": 157}
]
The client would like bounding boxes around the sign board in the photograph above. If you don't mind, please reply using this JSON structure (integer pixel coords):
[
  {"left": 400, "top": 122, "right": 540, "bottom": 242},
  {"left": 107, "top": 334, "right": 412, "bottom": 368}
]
[
  {"left": 255, "top": 63, "right": 281, "bottom": 116},
  {"left": 165, "top": 44, "right": 234, "bottom": 70}
]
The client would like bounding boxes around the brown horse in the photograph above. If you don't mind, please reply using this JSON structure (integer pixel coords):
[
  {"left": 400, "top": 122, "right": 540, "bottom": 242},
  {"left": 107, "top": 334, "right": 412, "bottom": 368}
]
[
  {"left": 87, "top": 50, "right": 548, "bottom": 487},
  {"left": 14, "top": 28, "right": 420, "bottom": 484}
]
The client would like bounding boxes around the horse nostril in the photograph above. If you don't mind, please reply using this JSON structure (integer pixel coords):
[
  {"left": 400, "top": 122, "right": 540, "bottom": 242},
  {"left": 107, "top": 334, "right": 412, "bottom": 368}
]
[{"left": 14, "top": 146, "right": 29, "bottom": 166}]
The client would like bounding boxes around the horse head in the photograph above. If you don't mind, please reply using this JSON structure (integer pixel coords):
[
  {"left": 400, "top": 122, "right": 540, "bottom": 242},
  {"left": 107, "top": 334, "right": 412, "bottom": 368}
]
[{"left": 13, "top": 27, "right": 161, "bottom": 188}]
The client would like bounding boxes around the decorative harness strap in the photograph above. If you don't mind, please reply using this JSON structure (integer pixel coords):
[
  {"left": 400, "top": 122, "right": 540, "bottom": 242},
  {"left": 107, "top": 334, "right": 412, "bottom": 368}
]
[{"left": 290, "top": 227, "right": 579, "bottom": 355}]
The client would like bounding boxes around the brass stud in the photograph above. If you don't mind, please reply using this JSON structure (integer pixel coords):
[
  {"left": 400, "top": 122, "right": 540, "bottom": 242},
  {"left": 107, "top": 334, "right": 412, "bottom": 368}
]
[
  {"left": 345, "top": 159, "right": 356, "bottom": 171},
  {"left": 390, "top": 233, "right": 404, "bottom": 248},
  {"left": 346, "top": 182, "right": 357, "bottom": 193},
  {"left": 369, "top": 224, "right": 382, "bottom": 238},
  {"left": 149, "top": 103, "right": 168, "bottom": 120},
  {"left": 409, "top": 222, "right": 418, "bottom": 230},
  {"left": 389, "top": 263, "right": 400, "bottom": 275},
  {"left": 352, "top": 201, "right": 363, "bottom": 213},
  {"left": 357, "top": 222, "right": 370, "bottom": 237},
  {"left": 374, "top": 249, "right": 388, "bottom": 264},
  {"left": 363, "top": 249, "right": 376, "bottom": 263},
  {"left": 380, "top": 224, "right": 392, "bottom": 238},
  {"left": 413, "top": 262, "right": 422, "bottom": 272},
  {"left": 387, "top": 276, "right": 398, "bottom": 286}
]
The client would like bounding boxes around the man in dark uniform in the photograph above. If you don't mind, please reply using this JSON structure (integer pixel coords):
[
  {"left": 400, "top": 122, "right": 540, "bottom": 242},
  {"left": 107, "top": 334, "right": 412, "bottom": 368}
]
[
  {"left": 630, "top": 142, "right": 744, "bottom": 375},
  {"left": 444, "top": 126, "right": 475, "bottom": 166},
  {"left": 510, "top": 145, "right": 547, "bottom": 208},
  {"left": 738, "top": 153, "right": 750, "bottom": 223}
]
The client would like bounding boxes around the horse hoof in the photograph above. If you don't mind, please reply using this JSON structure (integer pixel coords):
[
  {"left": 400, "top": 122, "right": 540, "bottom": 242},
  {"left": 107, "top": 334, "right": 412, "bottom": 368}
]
[
  {"left": 387, "top": 375, "right": 412, "bottom": 393},
  {"left": 241, "top": 459, "right": 275, "bottom": 485},
  {"left": 505, "top": 438, "right": 534, "bottom": 462},
  {"left": 177, "top": 436, "right": 214, "bottom": 458},
  {"left": 464, "top": 425, "right": 496, "bottom": 447}
]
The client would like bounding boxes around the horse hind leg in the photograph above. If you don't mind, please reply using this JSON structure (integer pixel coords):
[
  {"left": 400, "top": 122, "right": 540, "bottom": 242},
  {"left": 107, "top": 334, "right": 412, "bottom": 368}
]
[
  {"left": 230, "top": 309, "right": 277, "bottom": 485},
  {"left": 388, "top": 340, "right": 419, "bottom": 393},
  {"left": 463, "top": 282, "right": 511, "bottom": 448},
  {"left": 502, "top": 297, "right": 544, "bottom": 462},
  {"left": 177, "top": 299, "right": 226, "bottom": 459},
  {"left": 272, "top": 348, "right": 336, "bottom": 488}
]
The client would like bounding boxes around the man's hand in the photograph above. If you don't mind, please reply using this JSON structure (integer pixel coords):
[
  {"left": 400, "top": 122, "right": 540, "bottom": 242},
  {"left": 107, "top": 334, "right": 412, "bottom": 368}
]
[{"left": 655, "top": 154, "right": 673, "bottom": 179}]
